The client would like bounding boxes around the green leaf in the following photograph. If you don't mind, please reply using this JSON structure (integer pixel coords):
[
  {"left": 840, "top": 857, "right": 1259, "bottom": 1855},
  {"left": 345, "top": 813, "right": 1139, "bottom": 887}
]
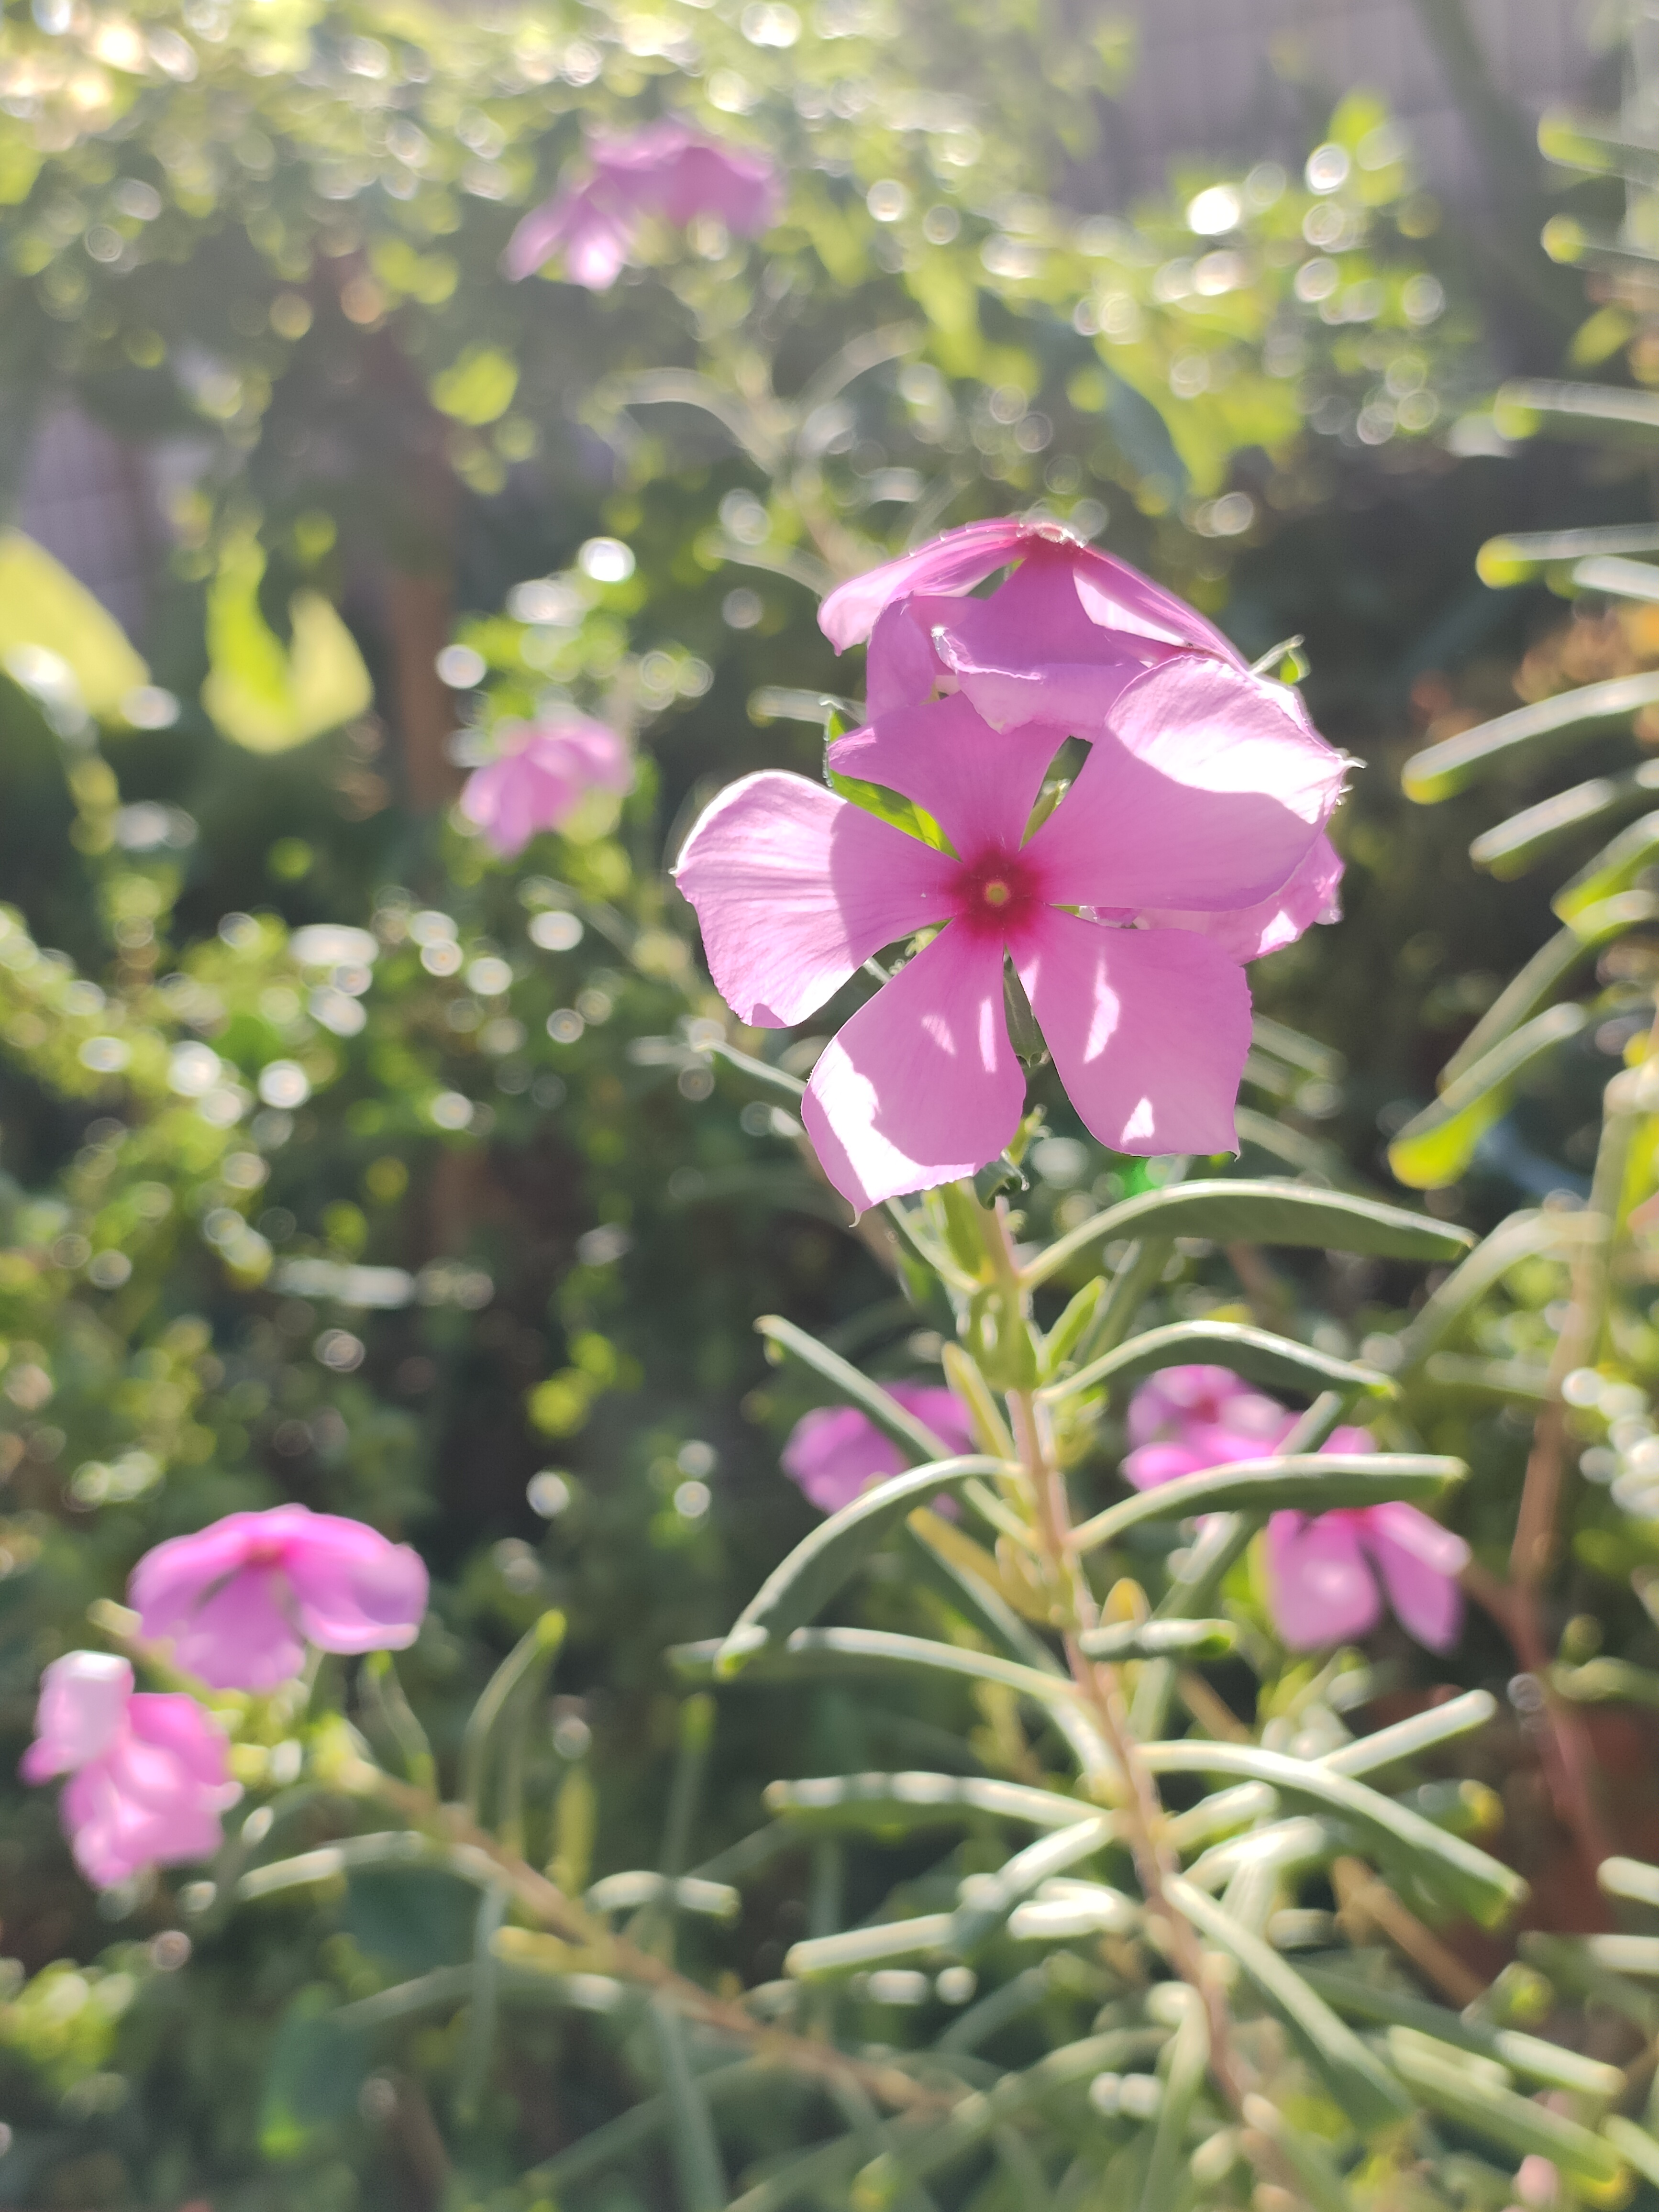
[
  {"left": 0, "top": 528, "right": 149, "bottom": 721},
  {"left": 1138, "top": 1995, "right": 1208, "bottom": 2212},
  {"left": 1470, "top": 758, "right": 1659, "bottom": 878},
  {"left": 455, "top": 1881, "right": 509, "bottom": 2123},
  {"left": 1324, "top": 1687, "right": 1498, "bottom": 1778},
  {"left": 947, "top": 1816, "right": 1119, "bottom": 1953},
  {"left": 784, "top": 1911, "right": 957, "bottom": 1980},
  {"left": 1167, "top": 1878, "right": 1410, "bottom": 2132},
  {"left": 1148, "top": 1743, "right": 1525, "bottom": 1927},
  {"left": 1599, "top": 1853, "right": 1659, "bottom": 1909},
  {"left": 902, "top": 1515, "right": 1064, "bottom": 1674},
  {"left": 756, "top": 1314, "right": 964, "bottom": 1461},
  {"left": 1402, "top": 671, "right": 1659, "bottom": 804},
  {"left": 1494, "top": 376, "right": 1659, "bottom": 442},
  {"left": 1604, "top": 2118, "right": 1659, "bottom": 2190},
  {"left": 706, "top": 1040, "right": 806, "bottom": 1102},
  {"left": 585, "top": 1871, "right": 740, "bottom": 1921},
  {"left": 1439, "top": 895, "right": 1658, "bottom": 1084},
  {"left": 826, "top": 763, "right": 952, "bottom": 849},
  {"left": 1539, "top": 110, "right": 1659, "bottom": 186},
  {"left": 1041, "top": 1316, "right": 1394, "bottom": 1409},
  {"left": 1025, "top": 1179, "right": 1471, "bottom": 1291},
  {"left": 1555, "top": 809, "right": 1659, "bottom": 922},
  {"left": 201, "top": 530, "right": 373, "bottom": 753},
  {"left": 430, "top": 345, "right": 519, "bottom": 426},
  {"left": 1395, "top": 1206, "right": 1595, "bottom": 1372},
  {"left": 1387, "top": 1006, "right": 1589, "bottom": 1190},
  {"left": 1077, "top": 1618, "right": 1237, "bottom": 1663},
  {"left": 715, "top": 1454, "right": 1008, "bottom": 1674},
  {"left": 461, "top": 1608, "right": 565, "bottom": 1819},
  {"left": 1476, "top": 522, "right": 1659, "bottom": 587},
  {"left": 1384, "top": 2031, "right": 1627, "bottom": 2195},
  {"left": 762, "top": 1770, "right": 1092, "bottom": 1838},
  {"left": 257, "top": 1986, "right": 370, "bottom": 2159},
  {"left": 1298, "top": 1965, "right": 1624, "bottom": 2097},
  {"left": 649, "top": 1997, "right": 728, "bottom": 2212},
  {"left": 1574, "top": 553, "right": 1659, "bottom": 602},
  {"left": 527, "top": 2060, "right": 765, "bottom": 2194},
  {"left": 1068, "top": 1453, "right": 1464, "bottom": 1557}
]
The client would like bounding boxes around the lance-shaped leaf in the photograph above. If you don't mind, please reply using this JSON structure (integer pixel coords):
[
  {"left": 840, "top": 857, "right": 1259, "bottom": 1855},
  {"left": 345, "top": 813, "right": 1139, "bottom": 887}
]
[
  {"left": 1599, "top": 1853, "right": 1659, "bottom": 1909},
  {"left": 1323, "top": 1688, "right": 1497, "bottom": 1779},
  {"left": 903, "top": 1515, "right": 1063, "bottom": 1674},
  {"left": 585, "top": 1871, "right": 740, "bottom": 1921},
  {"left": 1387, "top": 1005, "right": 1589, "bottom": 1191},
  {"left": 706, "top": 1040, "right": 806, "bottom": 1103},
  {"left": 1539, "top": 109, "right": 1659, "bottom": 185},
  {"left": 1440, "top": 895, "right": 1658, "bottom": 1085},
  {"left": 1402, "top": 671, "right": 1659, "bottom": 804},
  {"left": 1385, "top": 2031, "right": 1628, "bottom": 2195},
  {"left": 527, "top": 2059, "right": 767, "bottom": 2194},
  {"left": 755, "top": 1315, "right": 958, "bottom": 1460},
  {"left": 1078, "top": 1617, "right": 1237, "bottom": 1663},
  {"left": 763, "top": 1770, "right": 1095, "bottom": 1838},
  {"left": 650, "top": 1998, "right": 728, "bottom": 2212},
  {"left": 1556, "top": 810, "right": 1659, "bottom": 923},
  {"left": 1040, "top": 1316, "right": 1393, "bottom": 1410},
  {"left": 1495, "top": 376, "right": 1659, "bottom": 443},
  {"left": 1395, "top": 1206, "right": 1596, "bottom": 1372},
  {"left": 1299, "top": 1964, "right": 1624, "bottom": 2098},
  {"left": 715, "top": 1455, "right": 1008, "bottom": 1675},
  {"left": 1167, "top": 1877, "right": 1410, "bottom": 2131},
  {"left": 670, "top": 1627, "right": 1113, "bottom": 1777},
  {"left": 948, "top": 1817, "right": 1118, "bottom": 1952},
  {"left": 784, "top": 1911, "right": 957, "bottom": 1980},
  {"left": 1067, "top": 1454, "right": 1465, "bottom": 1558},
  {"left": 1025, "top": 1180, "right": 1470, "bottom": 1291},
  {"left": 1471, "top": 758, "right": 1659, "bottom": 878},
  {"left": 1605, "top": 2118, "right": 1659, "bottom": 2191},
  {"left": 1139, "top": 1995, "right": 1209, "bottom": 2212},
  {"left": 1477, "top": 521, "right": 1659, "bottom": 586},
  {"left": 1147, "top": 1743, "right": 1524, "bottom": 1927},
  {"left": 1575, "top": 554, "right": 1659, "bottom": 602}
]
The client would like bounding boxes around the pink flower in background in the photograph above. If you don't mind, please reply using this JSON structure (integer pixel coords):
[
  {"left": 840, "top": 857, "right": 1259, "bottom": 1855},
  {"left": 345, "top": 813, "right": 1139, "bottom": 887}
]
[
  {"left": 21, "top": 1653, "right": 240, "bottom": 1890},
  {"left": 460, "top": 717, "right": 631, "bottom": 857},
  {"left": 1122, "top": 1365, "right": 1469, "bottom": 1652},
  {"left": 675, "top": 669, "right": 1344, "bottom": 1211},
  {"left": 505, "top": 120, "right": 781, "bottom": 288},
  {"left": 130, "top": 1505, "right": 429, "bottom": 1692},
  {"left": 1267, "top": 1505, "right": 1469, "bottom": 1653},
  {"left": 783, "top": 1383, "right": 973, "bottom": 1514}
]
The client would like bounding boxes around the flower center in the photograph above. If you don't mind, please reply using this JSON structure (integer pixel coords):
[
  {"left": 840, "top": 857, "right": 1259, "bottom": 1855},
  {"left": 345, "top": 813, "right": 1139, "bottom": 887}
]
[{"left": 952, "top": 852, "right": 1038, "bottom": 932}]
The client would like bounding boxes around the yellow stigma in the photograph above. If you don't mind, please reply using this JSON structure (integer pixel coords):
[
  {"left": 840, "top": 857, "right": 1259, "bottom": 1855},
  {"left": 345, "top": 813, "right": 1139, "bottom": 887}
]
[{"left": 982, "top": 879, "right": 1012, "bottom": 907}]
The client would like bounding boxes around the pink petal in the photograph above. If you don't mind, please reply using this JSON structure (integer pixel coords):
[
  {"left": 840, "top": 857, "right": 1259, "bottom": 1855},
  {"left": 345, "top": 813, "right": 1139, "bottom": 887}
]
[
  {"left": 1015, "top": 913, "right": 1251, "bottom": 1156},
  {"left": 285, "top": 1519, "right": 429, "bottom": 1657},
  {"left": 1122, "top": 1441, "right": 1213, "bottom": 1491},
  {"left": 888, "top": 1383, "right": 974, "bottom": 1456},
  {"left": 829, "top": 694, "right": 1062, "bottom": 862},
  {"left": 1140, "top": 832, "right": 1344, "bottom": 962},
  {"left": 1024, "top": 660, "right": 1346, "bottom": 916},
  {"left": 1266, "top": 1511, "right": 1382, "bottom": 1649},
  {"left": 866, "top": 600, "right": 947, "bottom": 719},
  {"left": 819, "top": 518, "right": 1032, "bottom": 650},
  {"left": 802, "top": 922, "right": 1025, "bottom": 1211},
  {"left": 1128, "top": 1366, "right": 1262, "bottom": 1448},
  {"left": 127, "top": 1693, "right": 240, "bottom": 1800},
  {"left": 1070, "top": 548, "right": 1245, "bottom": 663},
  {"left": 674, "top": 772, "right": 957, "bottom": 1027},
  {"left": 782, "top": 1405, "right": 905, "bottom": 1513},
  {"left": 22, "top": 1653, "right": 132, "bottom": 1780},
  {"left": 1360, "top": 1504, "right": 1470, "bottom": 1653},
  {"left": 168, "top": 1569, "right": 305, "bottom": 1691},
  {"left": 503, "top": 185, "right": 633, "bottom": 287}
]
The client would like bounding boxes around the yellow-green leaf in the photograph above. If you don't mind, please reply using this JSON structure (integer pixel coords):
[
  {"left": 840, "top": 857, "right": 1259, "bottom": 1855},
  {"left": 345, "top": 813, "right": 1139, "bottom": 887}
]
[
  {"left": 200, "top": 532, "right": 372, "bottom": 753},
  {"left": 0, "top": 529, "right": 148, "bottom": 720}
]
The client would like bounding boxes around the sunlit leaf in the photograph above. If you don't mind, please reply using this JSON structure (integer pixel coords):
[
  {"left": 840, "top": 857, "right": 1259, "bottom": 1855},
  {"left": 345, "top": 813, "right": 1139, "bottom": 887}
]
[
  {"left": 1387, "top": 1005, "right": 1589, "bottom": 1190},
  {"left": 0, "top": 528, "right": 148, "bottom": 719},
  {"left": 201, "top": 531, "right": 372, "bottom": 753}
]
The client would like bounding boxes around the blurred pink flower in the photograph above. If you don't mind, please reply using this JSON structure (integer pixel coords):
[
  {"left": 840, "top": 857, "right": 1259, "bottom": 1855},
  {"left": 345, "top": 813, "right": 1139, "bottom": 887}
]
[
  {"left": 129, "top": 1504, "right": 429, "bottom": 1692},
  {"left": 675, "top": 668, "right": 1344, "bottom": 1211},
  {"left": 460, "top": 717, "right": 631, "bottom": 857},
  {"left": 505, "top": 120, "right": 780, "bottom": 288},
  {"left": 1122, "top": 1365, "right": 1469, "bottom": 1651},
  {"left": 782, "top": 1383, "right": 973, "bottom": 1515},
  {"left": 21, "top": 1652, "right": 239, "bottom": 1891}
]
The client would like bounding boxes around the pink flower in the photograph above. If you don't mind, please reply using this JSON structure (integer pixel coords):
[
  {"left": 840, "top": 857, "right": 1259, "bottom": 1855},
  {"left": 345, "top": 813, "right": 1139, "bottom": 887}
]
[
  {"left": 675, "top": 666, "right": 1345, "bottom": 1211},
  {"left": 460, "top": 717, "right": 631, "bottom": 858},
  {"left": 129, "top": 1505, "right": 429, "bottom": 1692},
  {"left": 1122, "top": 1366, "right": 1470, "bottom": 1652},
  {"left": 506, "top": 120, "right": 780, "bottom": 288},
  {"left": 21, "top": 1653, "right": 240, "bottom": 1890},
  {"left": 783, "top": 1383, "right": 973, "bottom": 1515}
]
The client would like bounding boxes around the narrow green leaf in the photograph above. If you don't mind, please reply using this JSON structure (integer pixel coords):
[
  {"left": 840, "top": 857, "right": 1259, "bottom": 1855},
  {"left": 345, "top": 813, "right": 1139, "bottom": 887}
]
[
  {"left": 1556, "top": 809, "right": 1659, "bottom": 922},
  {"left": 716, "top": 1454, "right": 1009, "bottom": 1674},
  {"left": 763, "top": 1770, "right": 1093, "bottom": 1837},
  {"left": 1168, "top": 1878, "right": 1410, "bottom": 2131},
  {"left": 1439, "top": 895, "right": 1658, "bottom": 1084},
  {"left": 1234, "top": 1107, "right": 1367, "bottom": 1189},
  {"left": 1539, "top": 109, "right": 1659, "bottom": 185},
  {"left": 1078, "top": 1618, "right": 1237, "bottom": 1663},
  {"left": 1495, "top": 376, "right": 1659, "bottom": 441},
  {"left": 1395, "top": 1206, "right": 1595, "bottom": 1373},
  {"left": 1471, "top": 758, "right": 1659, "bottom": 878},
  {"left": 1387, "top": 1005, "right": 1589, "bottom": 1191},
  {"left": 455, "top": 1881, "right": 509, "bottom": 2123},
  {"left": 1599, "top": 1853, "right": 1659, "bottom": 1909},
  {"left": 1041, "top": 1316, "right": 1393, "bottom": 1410},
  {"left": 706, "top": 1040, "right": 806, "bottom": 1102},
  {"left": 1025, "top": 1180, "right": 1470, "bottom": 1291},
  {"left": 529, "top": 2059, "right": 764, "bottom": 2194},
  {"left": 1604, "top": 2117, "right": 1659, "bottom": 2190},
  {"left": 1299, "top": 1965, "right": 1624, "bottom": 2098},
  {"left": 756, "top": 1315, "right": 959, "bottom": 1461},
  {"left": 461, "top": 1609, "right": 566, "bottom": 1821},
  {"left": 650, "top": 1997, "right": 728, "bottom": 2212},
  {"left": 1149, "top": 1743, "right": 1525, "bottom": 1928},
  {"left": 1241, "top": 2090, "right": 1355, "bottom": 2212},
  {"left": 1402, "top": 671, "right": 1659, "bottom": 803},
  {"left": 1385, "top": 2032, "right": 1627, "bottom": 2193},
  {"left": 1068, "top": 1453, "right": 1464, "bottom": 1558},
  {"left": 1476, "top": 522, "right": 1659, "bottom": 586},
  {"left": 585, "top": 1871, "right": 740, "bottom": 1921},
  {"left": 1423, "top": 1353, "right": 1552, "bottom": 1399},
  {"left": 1250, "top": 1013, "right": 1344, "bottom": 1081},
  {"left": 1575, "top": 553, "right": 1659, "bottom": 601},
  {"left": 1323, "top": 1688, "right": 1497, "bottom": 1778},
  {"left": 948, "top": 1817, "right": 1118, "bottom": 1953},
  {"left": 826, "top": 763, "right": 952, "bottom": 850},
  {"left": 1138, "top": 1995, "right": 1209, "bottom": 2212},
  {"left": 1040, "top": 1276, "right": 1105, "bottom": 1378},
  {"left": 903, "top": 1516, "right": 1062, "bottom": 1674},
  {"left": 785, "top": 1912, "right": 956, "bottom": 1980}
]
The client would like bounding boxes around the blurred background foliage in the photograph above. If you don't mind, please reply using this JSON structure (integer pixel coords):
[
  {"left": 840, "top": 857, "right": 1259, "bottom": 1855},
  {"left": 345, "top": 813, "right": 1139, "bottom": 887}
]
[{"left": 0, "top": 0, "right": 1658, "bottom": 2203}]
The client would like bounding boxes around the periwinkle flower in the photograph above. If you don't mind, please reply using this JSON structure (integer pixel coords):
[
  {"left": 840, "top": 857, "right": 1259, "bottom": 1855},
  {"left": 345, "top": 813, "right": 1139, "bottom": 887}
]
[
  {"left": 460, "top": 716, "right": 631, "bottom": 858},
  {"left": 1123, "top": 1366, "right": 1469, "bottom": 1652},
  {"left": 21, "top": 1652, "right": 240, "bottom": 1891},
  {"left": 505, "top": 120, "right": 780, "bottom": 288},
  {"left": 675, "top": 660, "right": 1346, "bottom": 1211},
  {"left": 783, "top": 1384, "right": 972, "bottom": 1515},
  {"left": 129, "top": 1504, "right": 429, "bottom": 1692}
]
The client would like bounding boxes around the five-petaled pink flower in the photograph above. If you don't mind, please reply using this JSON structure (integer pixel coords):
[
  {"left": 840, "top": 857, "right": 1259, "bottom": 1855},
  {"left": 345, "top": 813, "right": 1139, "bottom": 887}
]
[
  {"left": 129, "top": 1505, "right": 429, "bottom": 1692},
  {"left": 675, "top": 653, "right": 1346, "bottom": 1211},
  {"left": 783, "top": 1383, "right": 972, "bottom": 1515},
  {"left": 1124, "top": 1365, "right": 1470, "bottom": 1652},
  {"left": 21, "top": 1652, "right": 240, "bottom": 1890},
  {"left": 460, "top": 716, "right": 631, "bottom": 858},
  {"left": 505, "top": 120, "right": 781, "bottom": 289}
]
